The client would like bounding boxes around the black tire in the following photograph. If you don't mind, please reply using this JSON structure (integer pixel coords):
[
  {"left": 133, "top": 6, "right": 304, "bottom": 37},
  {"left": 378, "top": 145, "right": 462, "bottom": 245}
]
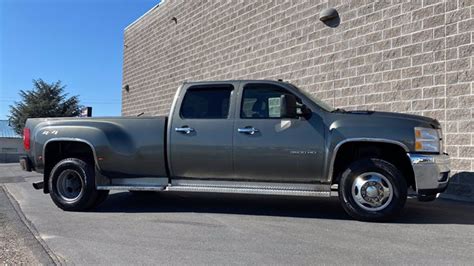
[
  {"left": 338, "top": 158, "right": 407, "bottom": 222},
  {"left": 48, "top": 158, "right": 101, "bottom": 211}
]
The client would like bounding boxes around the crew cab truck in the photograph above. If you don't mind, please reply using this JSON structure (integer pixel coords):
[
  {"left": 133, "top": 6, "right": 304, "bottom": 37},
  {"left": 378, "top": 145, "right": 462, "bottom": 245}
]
[{"left": 20, "top": 80, "right": 450, "bottom": 222}]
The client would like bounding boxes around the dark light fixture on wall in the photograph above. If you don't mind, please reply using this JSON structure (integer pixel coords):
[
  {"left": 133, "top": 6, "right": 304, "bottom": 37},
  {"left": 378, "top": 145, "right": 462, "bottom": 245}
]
[
  {"left": 124, "top": 84, "right": 129, "bottom": 92},
  {"left": 171, "top": 17, "right": 177, "bottom": 24},
  {"left": 319, "top": 7, "right": 340, "bottom": 27}
]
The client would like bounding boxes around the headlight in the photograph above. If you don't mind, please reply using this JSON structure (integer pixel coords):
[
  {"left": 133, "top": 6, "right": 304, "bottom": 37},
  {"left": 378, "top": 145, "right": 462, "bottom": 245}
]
[{"left": 414, "top": 127, "right": 440, "bottom": 152}]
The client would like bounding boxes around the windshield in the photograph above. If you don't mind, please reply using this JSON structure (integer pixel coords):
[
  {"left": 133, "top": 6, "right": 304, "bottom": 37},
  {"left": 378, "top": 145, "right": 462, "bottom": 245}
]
[{"left": 290, "top": 85, "right": 335, "bottom": 112}]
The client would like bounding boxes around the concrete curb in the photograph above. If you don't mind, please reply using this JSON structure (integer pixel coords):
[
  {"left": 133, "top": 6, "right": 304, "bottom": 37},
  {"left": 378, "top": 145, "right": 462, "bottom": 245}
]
[{"left": 2, "top": 185, "right": 64, "bottom": 265}]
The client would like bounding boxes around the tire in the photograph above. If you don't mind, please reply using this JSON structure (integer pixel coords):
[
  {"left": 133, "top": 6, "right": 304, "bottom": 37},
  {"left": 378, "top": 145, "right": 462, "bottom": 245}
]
[
  {"left": 338, "top": 158, "right": 407, "bottom": 222},
  {"left": 48, "top": 158, "right": 101, "bottom": 211}
]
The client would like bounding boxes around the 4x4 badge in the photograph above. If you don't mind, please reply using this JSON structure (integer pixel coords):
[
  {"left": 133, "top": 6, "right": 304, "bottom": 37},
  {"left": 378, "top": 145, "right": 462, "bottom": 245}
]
[{"left": 42, "top": 130, "right": 59, "bottom": 135}]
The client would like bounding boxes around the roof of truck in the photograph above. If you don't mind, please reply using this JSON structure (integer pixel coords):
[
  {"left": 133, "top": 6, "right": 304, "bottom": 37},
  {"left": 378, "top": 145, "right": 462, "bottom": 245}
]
[{"left": 184, "top": 79, "right": 288, "bottom": 84}]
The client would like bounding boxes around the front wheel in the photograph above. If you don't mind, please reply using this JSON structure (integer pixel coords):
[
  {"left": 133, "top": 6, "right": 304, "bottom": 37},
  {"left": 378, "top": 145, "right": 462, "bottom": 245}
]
[
  {"left": 338, "top": 158, "right": 407, "bottom": 222},
  {"left": 49, "top": 158, "right": 104, "bottom": 211}
]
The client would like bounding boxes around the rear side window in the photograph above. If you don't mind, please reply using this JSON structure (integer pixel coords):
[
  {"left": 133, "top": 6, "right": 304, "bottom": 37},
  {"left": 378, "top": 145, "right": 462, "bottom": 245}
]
[{"left": 180, "top": 85, "right": 233, "bottom": 119}]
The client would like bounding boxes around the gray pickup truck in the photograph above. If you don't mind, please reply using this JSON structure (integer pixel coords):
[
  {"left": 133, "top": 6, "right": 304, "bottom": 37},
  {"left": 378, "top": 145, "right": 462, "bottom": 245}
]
[{"left": 20, "top": 80, "right": 450, "bottom": 221}]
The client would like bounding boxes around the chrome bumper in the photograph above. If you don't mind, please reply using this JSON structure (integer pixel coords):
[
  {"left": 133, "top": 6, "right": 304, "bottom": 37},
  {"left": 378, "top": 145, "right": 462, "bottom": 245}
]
[{"left": 408, "top": 153, "right": 450, "bottom": 193}]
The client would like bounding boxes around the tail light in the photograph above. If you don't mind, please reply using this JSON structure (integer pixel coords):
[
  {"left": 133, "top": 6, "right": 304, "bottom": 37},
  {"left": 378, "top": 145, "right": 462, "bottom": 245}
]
[{"left": 23, "top": 128, "right": 30, "bottom": 151}]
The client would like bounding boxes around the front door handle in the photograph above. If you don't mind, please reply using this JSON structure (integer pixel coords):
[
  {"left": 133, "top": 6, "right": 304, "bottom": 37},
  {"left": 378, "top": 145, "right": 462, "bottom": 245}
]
[
  {"left": 175, "top": 127, "right": 195, "bottom": 134},
  {"left": 238, "top": 127, "right": 259, "bottom": 135}
]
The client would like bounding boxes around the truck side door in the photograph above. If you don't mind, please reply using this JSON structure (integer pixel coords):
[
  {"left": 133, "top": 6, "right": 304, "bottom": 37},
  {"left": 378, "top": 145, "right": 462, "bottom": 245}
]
[
  {"left": 169, "top": 83, "right": 236, "bottom": 179},
  {"left": 233, "top": 82, "right": 326, "bottom": 183}
]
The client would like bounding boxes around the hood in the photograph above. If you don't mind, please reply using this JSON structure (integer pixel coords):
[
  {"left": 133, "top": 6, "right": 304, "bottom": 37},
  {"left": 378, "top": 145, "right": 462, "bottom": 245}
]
[{"left": 340, "top": 110, "right": 441, "bottom": 129}]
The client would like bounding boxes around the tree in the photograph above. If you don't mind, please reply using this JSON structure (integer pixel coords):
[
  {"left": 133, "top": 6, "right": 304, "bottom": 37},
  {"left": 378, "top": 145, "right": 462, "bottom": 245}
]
[{"left": 9, "top": 79, "right": 82, "bottom": 135}]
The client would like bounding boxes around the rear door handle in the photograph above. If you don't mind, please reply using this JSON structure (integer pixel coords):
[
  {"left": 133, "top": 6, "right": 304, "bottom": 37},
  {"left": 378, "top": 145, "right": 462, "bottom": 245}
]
[
  {"left": 175, "top": 127, "right": 195, "bottom": 134},
  {"left": 238, "top": 127, "right": 259, "bottom": 135}
]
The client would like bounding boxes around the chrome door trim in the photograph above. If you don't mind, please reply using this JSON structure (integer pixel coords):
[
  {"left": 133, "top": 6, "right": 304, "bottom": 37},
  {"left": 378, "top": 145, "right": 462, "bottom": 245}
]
[{"left": 326, "top": 138, "right": 410, "bottom": 182}]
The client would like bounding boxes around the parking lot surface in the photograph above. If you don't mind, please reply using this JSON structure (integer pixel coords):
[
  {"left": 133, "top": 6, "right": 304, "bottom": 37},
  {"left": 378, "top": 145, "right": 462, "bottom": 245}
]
[{"left": 2, "top": 163, "right": 474, "bottom": 264}]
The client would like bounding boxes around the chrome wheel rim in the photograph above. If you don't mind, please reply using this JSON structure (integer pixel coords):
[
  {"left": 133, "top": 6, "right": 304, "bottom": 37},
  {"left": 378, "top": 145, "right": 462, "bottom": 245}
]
[
  {"left": 351, "top": 172, "right": 393, "bottom": 211},
  {"left": 57, "top": 169, "right": 84, "bottom": 202}
]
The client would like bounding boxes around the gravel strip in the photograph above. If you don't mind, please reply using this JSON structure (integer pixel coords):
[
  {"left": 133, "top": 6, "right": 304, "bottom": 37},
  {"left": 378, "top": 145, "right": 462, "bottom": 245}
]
[{"left": 0, "top": 186, "right": 53, "bottom": 264}]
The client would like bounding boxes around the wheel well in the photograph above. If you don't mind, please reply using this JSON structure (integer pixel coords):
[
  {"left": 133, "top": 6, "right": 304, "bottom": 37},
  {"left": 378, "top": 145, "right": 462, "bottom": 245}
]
[
  {"left": 331, "top": 142, "right": 415, "bottom": 189},
  {"left": 43, "top": 141, "right": 95, "bottom": 193}
]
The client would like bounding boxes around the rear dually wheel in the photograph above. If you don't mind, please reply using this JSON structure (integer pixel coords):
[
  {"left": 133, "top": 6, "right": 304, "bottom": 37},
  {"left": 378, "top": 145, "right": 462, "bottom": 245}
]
[{"left": 49, "top": 158, "right": 107, "bottom": 211}]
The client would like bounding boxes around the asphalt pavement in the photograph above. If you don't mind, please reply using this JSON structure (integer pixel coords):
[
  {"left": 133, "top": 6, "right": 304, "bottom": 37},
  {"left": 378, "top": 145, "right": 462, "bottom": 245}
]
[{"left": 1, "top": 163, "right": 474, "bottom": 264}]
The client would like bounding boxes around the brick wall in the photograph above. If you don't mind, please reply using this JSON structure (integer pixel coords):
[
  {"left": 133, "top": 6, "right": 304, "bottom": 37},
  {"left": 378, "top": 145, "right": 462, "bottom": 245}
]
[{"left": 122, "top": 0, "right": 473, "bottom": 200}]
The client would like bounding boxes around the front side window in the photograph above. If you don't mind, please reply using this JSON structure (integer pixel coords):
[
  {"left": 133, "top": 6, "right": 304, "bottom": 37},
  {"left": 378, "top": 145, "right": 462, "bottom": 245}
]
[
  {"left": 241, "top": 84, "right": 295, "bottom": 119},
  {"left": 180, "top": 85, "right": 233, "bottom": 119}
]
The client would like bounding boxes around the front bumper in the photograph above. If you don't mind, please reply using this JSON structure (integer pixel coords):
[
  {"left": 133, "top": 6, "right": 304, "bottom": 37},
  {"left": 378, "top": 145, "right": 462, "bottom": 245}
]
[{"left": 408, "top": 153, "right": 450, "bottom": 196}]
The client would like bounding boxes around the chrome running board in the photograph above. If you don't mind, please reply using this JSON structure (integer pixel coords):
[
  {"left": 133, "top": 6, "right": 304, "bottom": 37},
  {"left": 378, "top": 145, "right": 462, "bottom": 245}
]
[
  {"left": 97, "top": 177, "right": 168, "bottom": 191},
  {"left": 98, "top": 179, "right": 335, "bottom": 197},
  {"left": 97, "top": 185, "right": 166, "bottom": 191},
  {"left": 166, "top": 185, "right": 331, "bottom": 197}
]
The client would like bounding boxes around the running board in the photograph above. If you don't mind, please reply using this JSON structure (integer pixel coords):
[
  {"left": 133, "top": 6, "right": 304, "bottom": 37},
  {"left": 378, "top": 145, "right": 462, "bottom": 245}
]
[
  {"left": 97, "top": 185, "right": 166, "bottom": 191},
  {"left": 98, "top": 180, "right": 335, "bottom": 197},
  {"left": 166, "top": 185, "right": 332, "bottom": 197}
]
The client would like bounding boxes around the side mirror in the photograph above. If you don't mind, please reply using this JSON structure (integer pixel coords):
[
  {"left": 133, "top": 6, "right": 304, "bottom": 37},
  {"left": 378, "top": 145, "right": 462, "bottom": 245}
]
[
  {"left": 280, "top": 94, "right": 298, "bottom": 118},
  {"left": 280, "top": 94, "right": 312, "bottom": 119},
  {"left": 300, "top": 104, "right": 312, "bottom": 118}
]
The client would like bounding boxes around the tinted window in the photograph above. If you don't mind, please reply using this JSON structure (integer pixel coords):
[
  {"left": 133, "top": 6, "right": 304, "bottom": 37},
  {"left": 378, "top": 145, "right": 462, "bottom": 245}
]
[
  {"left": 241, "top": 84, "right": 293, "bottom": 119},
  {"left": 180, "top": 85, "right": 233, "bottom": 119}
]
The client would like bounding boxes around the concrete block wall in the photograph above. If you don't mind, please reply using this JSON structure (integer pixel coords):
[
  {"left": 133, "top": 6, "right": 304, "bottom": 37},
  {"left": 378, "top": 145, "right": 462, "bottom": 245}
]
[{"left": 122, "top": 0, "right": 473, "bottom": 200}]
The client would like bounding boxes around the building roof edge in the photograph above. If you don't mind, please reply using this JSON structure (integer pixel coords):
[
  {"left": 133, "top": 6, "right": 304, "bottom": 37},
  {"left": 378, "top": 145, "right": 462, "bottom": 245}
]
[{"left": 124, "top": 1, "right": 163, "bottom": 31}]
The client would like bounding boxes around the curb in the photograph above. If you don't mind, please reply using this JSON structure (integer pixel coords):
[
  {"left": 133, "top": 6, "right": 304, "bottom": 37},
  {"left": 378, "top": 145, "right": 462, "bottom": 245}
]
[{"left": 2, "top": 185, "right": 65, "bottom": 265}]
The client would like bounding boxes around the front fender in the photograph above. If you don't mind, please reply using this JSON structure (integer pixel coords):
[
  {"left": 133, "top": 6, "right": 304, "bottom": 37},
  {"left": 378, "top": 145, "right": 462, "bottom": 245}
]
[{"left": 324, "top": 118, "right": 414, "bottom": 182}]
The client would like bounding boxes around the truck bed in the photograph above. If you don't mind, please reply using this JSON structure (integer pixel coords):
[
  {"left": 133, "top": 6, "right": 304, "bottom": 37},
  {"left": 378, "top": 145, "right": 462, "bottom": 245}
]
[{"left": 25, "top": 116, "right": 169, "bottom": 179}]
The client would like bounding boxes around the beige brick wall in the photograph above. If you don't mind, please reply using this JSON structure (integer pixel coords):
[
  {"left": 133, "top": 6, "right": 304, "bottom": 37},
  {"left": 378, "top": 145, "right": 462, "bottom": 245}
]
[{"left": 123, "top": 0, "right": 473, "bottom": 199}]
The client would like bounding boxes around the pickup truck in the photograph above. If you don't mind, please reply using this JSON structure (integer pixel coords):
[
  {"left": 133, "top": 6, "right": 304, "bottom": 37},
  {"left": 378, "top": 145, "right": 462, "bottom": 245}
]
[{"left": 20, "top": 80, "right": 450, "bottom": 221}]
